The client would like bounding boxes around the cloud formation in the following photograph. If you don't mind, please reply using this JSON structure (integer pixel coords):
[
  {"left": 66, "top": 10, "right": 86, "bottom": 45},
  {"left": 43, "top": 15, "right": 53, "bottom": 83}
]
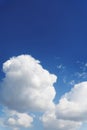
[
  {"left": 0, "top": 55, "right": 87, "bottom": 130},
  {"left": 42, "top": 110, "right": 81, "bottom": 130},
  {"left": 0, "top": 55, "right": 57, "bottom": 112},
  {"left": 3, "top": 110, "right": 33, "bottom": 130},
  {"left": 0, "top": 108, "right": 33, "bottom": 130},
  {"left": 41, "top": 82, "right": 87, "bottom": 130},
  {"left": 56, "top": 82, "right": 87, "bottom": 121}
]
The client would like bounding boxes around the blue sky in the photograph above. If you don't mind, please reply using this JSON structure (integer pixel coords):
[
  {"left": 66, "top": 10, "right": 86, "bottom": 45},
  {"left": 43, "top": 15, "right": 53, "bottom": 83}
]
[{"left": 0, "top": 0, "right": 87, "bottom": 130}]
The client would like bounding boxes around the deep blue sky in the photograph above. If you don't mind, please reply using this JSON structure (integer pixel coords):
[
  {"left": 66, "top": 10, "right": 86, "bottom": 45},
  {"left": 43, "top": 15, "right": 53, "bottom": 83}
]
[{"left": 0, "top": 0, "right": 87, "bottom": 62}]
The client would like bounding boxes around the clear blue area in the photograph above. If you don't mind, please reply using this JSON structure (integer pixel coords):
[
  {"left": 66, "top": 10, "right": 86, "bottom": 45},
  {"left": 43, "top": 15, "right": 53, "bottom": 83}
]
[{"left": 0, "top": 0, "right": 87, "bottom": 62}]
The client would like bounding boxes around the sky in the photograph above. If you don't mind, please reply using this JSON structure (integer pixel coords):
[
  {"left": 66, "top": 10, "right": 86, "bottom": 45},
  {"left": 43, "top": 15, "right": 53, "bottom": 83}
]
[{"left": 0, "top": 0, "right": 87, "bottom": 130}]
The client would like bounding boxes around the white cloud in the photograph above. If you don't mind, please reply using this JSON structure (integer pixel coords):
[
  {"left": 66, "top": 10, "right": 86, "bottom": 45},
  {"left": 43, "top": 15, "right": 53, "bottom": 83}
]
[
  {"left": 41, "top": 109, "right": 82, "bottom": 130},
  {"left": 0, "top": 55, "right": 57, "bottom": 112},
  {"left": 56, "top": 82, "right": 87, "bottom": 122},
  {"left": 0, "top": 108, "right": 33, "bottom": 130},
  {"left": 75, "top": 72, "right": 87, "bottom": 79},
  {"left": 41, "top": 82, "right": 87, "bottom": 130},
  {"left": 57, "top": 64, "right": 65, "bottom": 70},
  {"left": 69, "top": 80, "right": 75, "bottom": 85},
  {"left": 3, "top": 110, "right": 33, "bottom": 130},
  {"left": 13, "top": 128, "right": 19, "bottom": 130},
  {"left": 85, "top": 63, "right": 87, "bottom": 67},
  {"left": 1, "top": 55, "right": 87, "bottom": 130},
  {"left": 7, "top": 118, "right": 16, "bottom": 125},
  {"left": 62, "top": 76, "right": 67, "bottom": 84},
  {"left": 6, "top": 111, "right": 33, "bottom": 128}
]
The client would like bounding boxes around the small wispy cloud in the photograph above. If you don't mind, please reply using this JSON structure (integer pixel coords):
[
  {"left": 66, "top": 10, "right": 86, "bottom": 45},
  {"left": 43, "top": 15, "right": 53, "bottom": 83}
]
[
  {"left": 75, "top": 72, "right": 87, "bottom": 79},
  {"left": 63, "top": 76, "right": 67, "bottom": 84},
  {"left": 57, "top": 64, "right": 65, "bottom": 70},
  {"left": 76, "top": 61, "right": 87, "bottom": 72},
  {"left": 69, "top": 80, "right": 75, "bottom": 85}
]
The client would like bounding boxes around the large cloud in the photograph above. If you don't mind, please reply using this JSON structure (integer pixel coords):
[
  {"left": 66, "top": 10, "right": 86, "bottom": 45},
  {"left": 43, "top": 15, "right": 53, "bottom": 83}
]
[
  {"left": 41, "top": 109, "right": 82, "bottom": 130},
  {"left": 56, "top": 82, "right": 87, "bottom": 121},
  {"left": 41, "top": 82, "right": 87, "bottom": 130},
  {"left": 0, "top": 55, "right": 57, "bottom": 112}
]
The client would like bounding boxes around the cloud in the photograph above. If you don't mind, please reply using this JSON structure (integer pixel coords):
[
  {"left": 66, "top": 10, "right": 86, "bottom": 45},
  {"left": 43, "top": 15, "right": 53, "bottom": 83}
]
[
  {"left": 75, "top": 61, "right": 87, "bottom": 80},
  {"left": 69, "top": 80, "right": 75, "bottom": 85},
  {"left": 56, "top": 82, "right": 87, "bottom": 121},
  {"left": 2, "top": 109, "right": 33, "bottom": 130},
  {"left": 75, "top": 72, "right": 87, "bottom": 79},
  {"left": 41, "top": 82, "right": 87, "bottom": 130},
  {"left": 41, "top": 109, "right": 82, "bottom": 130},
  {"left": 1, "top": 55, "right": 87, "bottom": 130},
  {"left": 13, "top": 128, "right": 19, "bottom": 130},
  {"left": 0, "top": 55, "right": 57, "bottom": 112},
  {"left": 57, "top": 64, "right": 65, "bottom": 71},
  {"left": 6, "top": 111, "right": 33, "bottom": 129}
]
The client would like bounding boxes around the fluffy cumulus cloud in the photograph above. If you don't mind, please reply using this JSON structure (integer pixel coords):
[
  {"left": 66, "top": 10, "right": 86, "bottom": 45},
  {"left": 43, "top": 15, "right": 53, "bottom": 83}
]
[
  {"left": 4, "top": 110, "right": 33, "bottom": 130},
  {"left": 41, "top": 82, "right": 87, "bottom": 130},
  {"left": 41, "top": 107, "right": 82, "bottom": 130},
  {"left": 56, "top": 82, "right": 87, "bottom": 121},
  {"left": 0, "top": 109, "right": 34, "bottom": 130},
  {"left": 0, "top": 55, "right": 57, "bottom": 112}
]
